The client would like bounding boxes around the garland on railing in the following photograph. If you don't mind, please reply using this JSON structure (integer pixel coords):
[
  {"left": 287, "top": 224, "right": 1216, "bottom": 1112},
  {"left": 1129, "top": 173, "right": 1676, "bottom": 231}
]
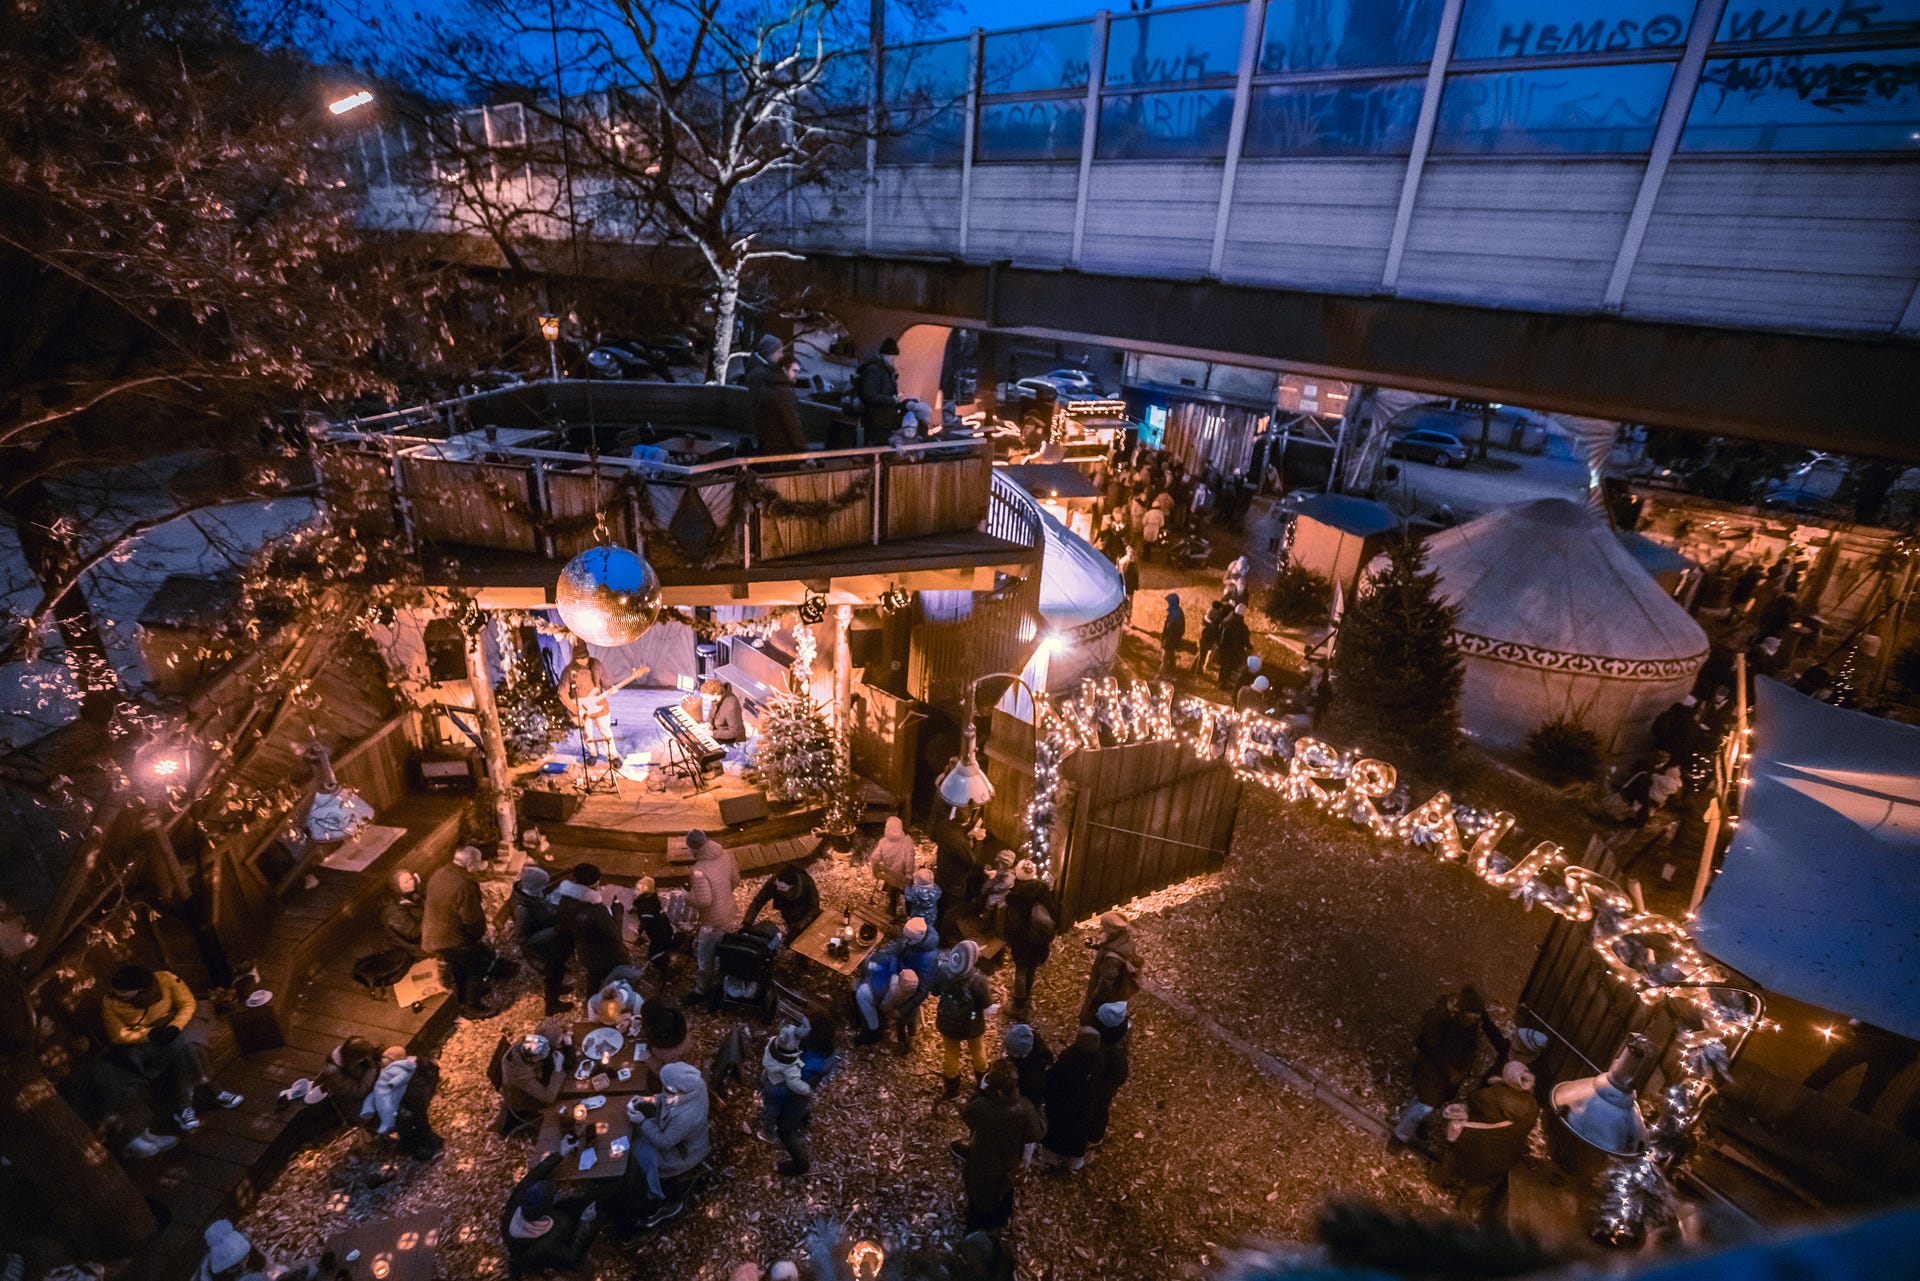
[
  {"left": 492, "top": 606, "right": 786, "bottom": 646},
  {"left": 1021, "top": 676, "right": 1769, "bottom": 1241},
  {"left": 743, "top": 469, "right": 874, "bottom": 521}
]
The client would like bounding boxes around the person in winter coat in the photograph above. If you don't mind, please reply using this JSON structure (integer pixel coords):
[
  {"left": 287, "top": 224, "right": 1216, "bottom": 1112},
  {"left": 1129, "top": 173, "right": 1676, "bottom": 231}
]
[
  {"left": 854, "top": 337, "right": 903, "bottom": 442},
  {"left": 382, "top": 869, "right": 426, "bottom": 955},
  {"left": 551, "top": 862, "right": 628, "bottom": 1008},
  {"left": 709, "top": 681, "right": 747, "bottom": 742},
  {"left": 1223, "top": 555, "right": 1251, "bottom": 604},
  {"left": 501, "top": 1149, "right": 599, "bottom": 1271},
  {"left": 103, "top": 964, "right": 240, "bottom": 1134},
  {"left": 627, "top": 1061, "right": 711, "bottom": 1210},
  {"left": 360, "top": 1045, "right": 445, "bottom": 1159},
  {"left": 1087, "top": 1001, "right": 1133, "bottom": 1148},
  {"left": 904, "top": 867, "right": 942, "bottom": 932},
  {"left": 999, "top": 861, "right": 1059, "bottom": 1018},
  {"left": 745, "top": 336, "right": 808, "bottom": 456},
  {"left": 1040, "top": 1029, "right": 1106, "bottom": 1170},
  {"left": 1215, "top": 604, "right": 1252, "bottom": 688},
  {"left": 1391, "top": 985, "right": 1508, "bottom": 1146},
  {"left": 510, "top": 867, "right": 572, "bottom": 1014},
  {"left": 1437, "top": 1060, "right": 1538, "bottom": 1199},
  {"left": 1236, "top": 674, "right": 1272, "bottom": 714},
  {"left": 759, "top": 1024, "right": 813, "bottom": 1176},
  {"left": 1079, "top": 911, "right": 1144, "bottom": 1027},
  {"left": 1159, "top": 594, "right": 1186, "bottom": 682},
  {"left": 629, "top": 876, "right": 677, "bottom": 980},
  {"left": 1000, "top": 1023, "right": 1054, "bottom": 1121},
  {"left": 954, "top": 1060, "right": 1046, "bottom": 1231},
  {"left": 743, "top": 863, "right": 821, "bottom": 940},
  {"left": 870, "top": 815, "right": 917, "bottom": 918},
  {"left": 423, "top": 845, "right": 494, "bottom": 1015},
  {"left": 686, "top": 829, "right": 741, "bottom": 992},
  {"left": 497, "top": 1032, "right": 565, "bottom": 1127},
  {"left": 852, "top": 960, "right": 921, "bottom": 1048},
  {"left": 932, "top": 939, "right": 994, "bottom": 1097},
  {"left": 1194, "top": 598, "right": 1232, "bottom": 675}
]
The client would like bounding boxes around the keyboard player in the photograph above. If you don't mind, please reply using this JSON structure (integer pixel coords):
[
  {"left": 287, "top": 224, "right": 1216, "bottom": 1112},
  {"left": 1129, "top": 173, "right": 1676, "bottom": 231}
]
[{"left": 709, "top": 680, "right": 746, "bottom": 743}]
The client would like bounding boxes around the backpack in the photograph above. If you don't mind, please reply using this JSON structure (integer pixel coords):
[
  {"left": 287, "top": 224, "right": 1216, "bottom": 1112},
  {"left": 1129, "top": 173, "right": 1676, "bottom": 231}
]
[{"left": 352, "top": 947, "right": 415, "bottom": 1000}]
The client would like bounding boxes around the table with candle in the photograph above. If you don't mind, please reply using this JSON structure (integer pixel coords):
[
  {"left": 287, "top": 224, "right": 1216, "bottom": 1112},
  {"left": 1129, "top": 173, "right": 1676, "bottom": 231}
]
[
  {"left": 535, "top": 1096, "right": 634, "bottom": 1185},
  {"left": 323, "top": 1211, "right": 442, "bottom": 1281},
  {"left": 558, "top": 1021, "right": 657, "bottom": 1097}
]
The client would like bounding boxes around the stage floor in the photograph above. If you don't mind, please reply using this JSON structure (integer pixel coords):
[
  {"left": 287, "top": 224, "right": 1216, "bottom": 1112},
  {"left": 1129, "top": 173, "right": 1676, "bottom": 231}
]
[{"left": 548, "top": 686, "right": 739, "bottom": 768}]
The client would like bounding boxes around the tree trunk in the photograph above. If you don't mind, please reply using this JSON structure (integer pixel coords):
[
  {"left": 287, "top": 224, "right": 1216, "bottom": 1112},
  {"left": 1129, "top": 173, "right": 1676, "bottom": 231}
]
[
  {"left": 0, "top": 964, "right": 159, "bottom": 1259},
  {"left": 466, "top": 620, "right": 518, "bottom": 850},
  {"left": 709, "top": 268, "right": 740, "bottom": 385}
]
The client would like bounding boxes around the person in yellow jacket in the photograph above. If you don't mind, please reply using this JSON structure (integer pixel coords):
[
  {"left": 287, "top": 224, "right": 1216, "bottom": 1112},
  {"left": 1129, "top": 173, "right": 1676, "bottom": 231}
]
[{"left": 104, "top": 964, "right": 242, "bottom": 1137}]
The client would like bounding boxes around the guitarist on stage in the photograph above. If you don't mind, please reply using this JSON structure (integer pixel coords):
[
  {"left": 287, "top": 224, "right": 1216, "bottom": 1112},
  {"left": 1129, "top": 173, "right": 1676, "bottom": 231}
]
[{"left": 558, "top": 646, "right": 615, "bottom": 763}]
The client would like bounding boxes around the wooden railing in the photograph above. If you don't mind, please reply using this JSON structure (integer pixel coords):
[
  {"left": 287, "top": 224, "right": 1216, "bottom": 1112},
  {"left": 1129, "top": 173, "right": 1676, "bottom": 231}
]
[{"left": 318, "top": 427, "right": 1031, "bottom": 572}]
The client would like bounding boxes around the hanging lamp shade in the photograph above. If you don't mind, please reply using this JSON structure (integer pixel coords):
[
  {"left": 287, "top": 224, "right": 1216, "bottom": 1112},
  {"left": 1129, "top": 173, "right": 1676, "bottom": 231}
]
[{"left": 555, "top": 545, "right": 661, "bottom": 647}]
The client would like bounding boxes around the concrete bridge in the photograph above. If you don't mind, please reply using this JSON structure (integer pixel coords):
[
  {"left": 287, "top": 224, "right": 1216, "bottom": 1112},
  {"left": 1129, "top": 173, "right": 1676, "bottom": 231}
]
[{"left": 341, "top": 0, "right": 1920, "bottom": 458}]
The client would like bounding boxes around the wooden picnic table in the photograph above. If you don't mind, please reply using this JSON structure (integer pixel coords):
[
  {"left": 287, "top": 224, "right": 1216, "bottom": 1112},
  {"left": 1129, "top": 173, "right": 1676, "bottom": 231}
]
[
  {"left": 788, "top": 903, "right": 894, "bottom": 978},
  {"left": 558, "top": 1020, "right": 657, "bottom": 1097},
  {"left": 535, "top": 1097, "right": 634, "bottom": 1185},
  {"left": 323, "top": 1210, "right": 442, "bottom": 1281}
]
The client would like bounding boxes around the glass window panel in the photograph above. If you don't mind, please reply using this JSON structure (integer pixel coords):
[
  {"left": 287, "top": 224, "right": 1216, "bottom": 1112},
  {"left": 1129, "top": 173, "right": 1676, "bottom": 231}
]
[
  {"left": 1244, "top": 77, "right": 1425, "bottom": 154},
  {"left": 1260, "top": 0, "right": 1445, "bottom": 73},
  {"left": 1683, "top": 46, "right": 1920, "bottom": 149},
  {"left": 1435, "top": 61, "right": 1674, "bottom": 151},
  {"left": 977, "top": 97, "right": 1087, "bottom": 159},
  {"left": 1717, "top": 1, "right": 1920, "bottom": 43},
  {"left": 885, "top": 38, "right": 972, "bottom": 105},
  {"left": 1455, "top": 0, "right": 1691, "bottom": 60},
  {"left": 1096, "top": 88, "right": 1237, "bottom": 157},
  {"left": 880, "top": 104, "right": 967, "bottom": 162},
  {"left": 983, "top": 23, "right": 1093, "bottom": 95},
  {"left": 1106, "top": 5, "right": 1247, "bottom": 86}
]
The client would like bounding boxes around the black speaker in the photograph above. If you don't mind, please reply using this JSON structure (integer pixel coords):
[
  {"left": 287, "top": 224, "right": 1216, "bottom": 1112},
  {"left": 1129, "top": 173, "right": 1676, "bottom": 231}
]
[
  {"left": 413, "top": 753, "right": 477, "bottom": 793},
  {"left": 521, "top": 790, "right": 583, "bottom": 822},
  {"left": 717, "top": 789, "right": 771, "bottom": 827}
]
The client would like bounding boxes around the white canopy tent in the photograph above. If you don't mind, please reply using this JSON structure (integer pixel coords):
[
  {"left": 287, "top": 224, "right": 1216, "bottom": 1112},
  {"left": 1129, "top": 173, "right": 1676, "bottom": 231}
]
[
  {"left": 1416, "top": 498, "right": 1708, "bottom": 754},
  {"left": 997, "top": 507, "right": 1129, "bottom": 719},
  {"left": 1693, "top": 679, "right": 1920, "bottom": 1041}
]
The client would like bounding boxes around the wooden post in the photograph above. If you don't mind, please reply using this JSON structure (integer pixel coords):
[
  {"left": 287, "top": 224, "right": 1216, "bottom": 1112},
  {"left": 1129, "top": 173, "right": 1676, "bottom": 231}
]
[
  {"left": 139, "top": 812, "right": 191, "bottom": 907},
  {"left": 833, "top": 605, "right": 854, "bottom": 733},
  {"left": 466, "top": 615, "right": 518, "bottom": 849}
]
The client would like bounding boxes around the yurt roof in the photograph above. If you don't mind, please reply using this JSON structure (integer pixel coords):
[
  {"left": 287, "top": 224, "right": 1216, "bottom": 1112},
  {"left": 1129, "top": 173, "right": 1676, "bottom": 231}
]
[
  {"left": 1419, "top": 498, "right": 1707, "bottom": 664},
  {"left": 1038, "top": 508, "right": 1128, "bottom": 630}
]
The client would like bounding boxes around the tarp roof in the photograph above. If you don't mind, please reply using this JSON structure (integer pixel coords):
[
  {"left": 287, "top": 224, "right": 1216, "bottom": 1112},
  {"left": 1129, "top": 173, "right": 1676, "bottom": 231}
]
[
  {"left": 1001, "top": 463, "right": 1101, "bottom": 500},
  {"left": 1420, "top": 498, "right": 1707, "bottom": 664},
  {"left": 1292, "top": 493, "right": 1400, "bottom": 538},
  {"left": 1616, "top": 530, "right": 1695, "bottom": 578},
  {"left": 1693, "top": 679, "right": 1920, "bottom": 1040}
]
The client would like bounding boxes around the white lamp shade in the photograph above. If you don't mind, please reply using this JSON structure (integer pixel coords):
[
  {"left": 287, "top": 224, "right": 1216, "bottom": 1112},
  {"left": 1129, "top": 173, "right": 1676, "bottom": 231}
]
[{"left": 939, "top": 757, "right": 994, "bottom": 808}]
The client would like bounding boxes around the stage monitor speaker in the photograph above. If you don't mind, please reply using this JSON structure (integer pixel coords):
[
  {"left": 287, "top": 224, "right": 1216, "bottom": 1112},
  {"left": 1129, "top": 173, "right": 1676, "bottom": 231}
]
[
  {"left": 521, "top": 790, "right": 583, "bottom": 823},
  {"left": 717, "top": 789, "right": 771, "bottom": 827},
  {"left": 413, "top": 753, "right": 477, "bottom": 793}
]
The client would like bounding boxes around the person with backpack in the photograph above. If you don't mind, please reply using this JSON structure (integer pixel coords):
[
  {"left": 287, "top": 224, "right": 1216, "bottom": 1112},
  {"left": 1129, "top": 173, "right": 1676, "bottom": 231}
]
[
  {"left": 550, "top": 862, "right": 627, "bottom": 1011},
  {"left": 758, "top": 1024, "right": 813, "bottom": 1177},
  {"left": 1080, "top": 911, "right": 1144, "bottom": 1026},
  {"left": 852, "top": 337, "right": 902, "bottom": 444},
  {"left": 1000, "top": 860, "right": 1058, "bottom": 1020},
  {"left": 953, "top": 1060, "right": 1045, "bottom": 1231},
  {"left": 629, "top": 875, "right": 677, "bottom": 982},
  {"left": 932, "top": 939, "right": 994, "bottom": 1098}
]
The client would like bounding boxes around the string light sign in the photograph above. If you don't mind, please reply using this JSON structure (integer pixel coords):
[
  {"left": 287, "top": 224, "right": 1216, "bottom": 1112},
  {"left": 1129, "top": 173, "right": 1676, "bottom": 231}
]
[{"left": 1020, "top": 677, "right": 1767, "bottom": 1230}]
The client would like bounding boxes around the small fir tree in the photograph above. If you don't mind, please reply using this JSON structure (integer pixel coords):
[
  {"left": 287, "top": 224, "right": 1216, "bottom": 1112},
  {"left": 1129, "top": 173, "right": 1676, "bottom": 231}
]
[
  {"left": 756, "top": 645, "right": 862, "bottom": 831},
  {"left": 1331, "top": 535, "right": 1464, "bottom": 762},
  {"left": 495, "top": 669, "right": 570, "bottom": 764}
]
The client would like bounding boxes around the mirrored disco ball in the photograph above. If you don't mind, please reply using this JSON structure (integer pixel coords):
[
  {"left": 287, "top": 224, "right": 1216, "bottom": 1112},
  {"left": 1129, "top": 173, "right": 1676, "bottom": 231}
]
[{"left": 555, "top": 546, "right": 661, "bottom": 647}]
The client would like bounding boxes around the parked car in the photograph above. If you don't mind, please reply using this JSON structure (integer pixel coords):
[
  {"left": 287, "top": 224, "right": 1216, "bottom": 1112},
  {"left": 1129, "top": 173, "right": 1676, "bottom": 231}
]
[
  {"left": 1387, "top": 427, "right": 1470, "bottom": 467},
  {"left": 1041, "top": 367, "right": 1104, "bottom": 397}
]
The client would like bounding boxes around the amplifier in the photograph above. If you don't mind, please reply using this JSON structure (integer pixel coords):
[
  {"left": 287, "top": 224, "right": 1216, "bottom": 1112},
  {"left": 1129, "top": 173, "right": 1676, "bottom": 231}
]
[
  {"left": 413, "top": 753, "right": 477, "bottom": 792},
  {"left": 716, "top": 789, "right": 771, "bottom": 827},
  {"left": 521, "top": 789, "right": 583, "bottom": 822}
]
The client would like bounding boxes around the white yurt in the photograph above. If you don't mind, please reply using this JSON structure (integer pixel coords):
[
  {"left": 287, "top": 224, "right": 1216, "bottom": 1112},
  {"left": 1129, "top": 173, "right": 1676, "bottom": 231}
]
[
  {"left": 1034, "top": 508, "right": 1129, "bottom": 692},
  {"left": 1417, "top": 498, "right": 1708, "bottom": 755}
]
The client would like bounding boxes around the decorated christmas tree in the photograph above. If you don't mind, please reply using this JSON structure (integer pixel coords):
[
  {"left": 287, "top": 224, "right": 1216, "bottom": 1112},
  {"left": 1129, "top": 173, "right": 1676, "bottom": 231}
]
[
  {"left": 755, "top": 627, "right": 863, "bottom": 832},
  {"left": 1331, "top": 534, "right": 1463, "bottom": 762}
]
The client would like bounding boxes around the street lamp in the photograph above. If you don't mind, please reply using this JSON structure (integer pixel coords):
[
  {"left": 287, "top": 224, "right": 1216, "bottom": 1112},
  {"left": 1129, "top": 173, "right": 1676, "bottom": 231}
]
[
  {"left": 937, "top": 670, "right": 1042, "bottom": 814},
  {"left": 329, "top": 90, "right": 375, "bottom": 116},
  {"left": 539, "top": 314, "right": 561, "bottom": 381}
]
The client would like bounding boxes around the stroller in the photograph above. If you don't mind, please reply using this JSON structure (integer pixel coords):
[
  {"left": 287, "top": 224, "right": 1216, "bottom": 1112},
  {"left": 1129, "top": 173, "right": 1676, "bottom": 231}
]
[{"left": 712, "top": 920, "right": 782, "bottom": 1019}]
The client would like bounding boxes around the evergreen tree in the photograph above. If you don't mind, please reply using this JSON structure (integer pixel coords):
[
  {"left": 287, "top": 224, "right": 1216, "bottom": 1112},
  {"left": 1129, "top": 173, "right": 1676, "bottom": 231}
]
[
  {"left": 1331, "top": 535, "right": 1463, "bottom": 762},
  {"left": 755, "top": 641, "right": 862, "bottom": 831}
]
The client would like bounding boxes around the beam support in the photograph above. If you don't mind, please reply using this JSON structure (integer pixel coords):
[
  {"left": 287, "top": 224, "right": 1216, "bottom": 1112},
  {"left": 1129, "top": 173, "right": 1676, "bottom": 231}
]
[
  {"left": 959, "top": 29, "right": 983, "bottom": 259},
  {"left": 1209, "top": 0, "right": 1269, "bottom": 279},
  {"left": 1070, "top": 11, "right": 1111, "bottom": 268},
  {"left": 1381, "top": 0, "right": 1466, "bottom": 292}
]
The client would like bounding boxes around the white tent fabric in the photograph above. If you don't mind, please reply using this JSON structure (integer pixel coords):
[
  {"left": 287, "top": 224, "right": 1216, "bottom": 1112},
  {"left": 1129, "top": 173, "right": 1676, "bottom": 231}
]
[
  {"left": 1694, "top": 679, "right": 1920, "bottom": 1040},
  {"left": 1417, "top": 498, "right": 1708, "bottom": 754},
  {"left": 1034, "top": 507, "right": 1128, "bottom": 691}
]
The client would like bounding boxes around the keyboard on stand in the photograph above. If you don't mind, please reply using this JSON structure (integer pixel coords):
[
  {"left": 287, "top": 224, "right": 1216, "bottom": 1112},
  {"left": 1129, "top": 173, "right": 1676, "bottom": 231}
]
[{"left": 653, "top": 705, "right": 726, "bottom": 789}]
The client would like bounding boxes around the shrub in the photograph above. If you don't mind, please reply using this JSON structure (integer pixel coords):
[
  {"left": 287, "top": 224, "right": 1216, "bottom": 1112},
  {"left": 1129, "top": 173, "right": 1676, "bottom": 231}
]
[
  {"left": 1526, "top": 717, "right": 1604, "bottom": 786},
  {"left": 1264, "top": 564, "right": 1334, "bottom": 627}
]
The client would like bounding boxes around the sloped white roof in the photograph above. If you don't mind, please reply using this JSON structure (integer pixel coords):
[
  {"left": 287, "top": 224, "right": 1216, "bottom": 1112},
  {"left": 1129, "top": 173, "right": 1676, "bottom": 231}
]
[
  {"left": 1037, "top": 509, "right": 1127, "bottom": 630},
  {"left": 1420, "top": 498, "right": 1707, "bottom": 665}
]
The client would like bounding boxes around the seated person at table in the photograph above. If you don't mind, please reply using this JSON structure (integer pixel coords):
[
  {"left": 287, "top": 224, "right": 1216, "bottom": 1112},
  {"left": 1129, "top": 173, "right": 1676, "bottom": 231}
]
[
  {"left": 497, "top": 1033, "right": 565, "bottom": 1130},
  {"left": 742, "top": 863, "right": 821, "bottom": 940},
  {"left": 709, "top": 681, "right": 746, "bottom": 743},
  {"left": 502, "top": 1147, "right": 599, "bottom": 1272},
  {"left": 102, "top": 964, "right": 242, "bottom": 1133},
  {"left": 620, "top": 1061, "right": 710, "bottom": 1225},
  {"left": 591, "top": 969, "right": 646, "bottom": 1029},
  {"left": 641, "top": 999, "right": 693, "bottom": 1066}
]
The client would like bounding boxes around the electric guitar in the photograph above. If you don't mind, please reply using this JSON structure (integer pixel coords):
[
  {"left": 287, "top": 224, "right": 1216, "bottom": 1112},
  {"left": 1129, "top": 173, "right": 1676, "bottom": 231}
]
[{"left": 571, "top": 666, "right": 651, "bottom": 722}]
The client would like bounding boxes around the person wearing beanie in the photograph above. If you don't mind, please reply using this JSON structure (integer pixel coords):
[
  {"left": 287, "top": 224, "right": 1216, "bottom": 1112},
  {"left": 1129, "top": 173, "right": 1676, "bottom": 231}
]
[
  {"left": 903, "top": 866, "right": 942, "bottom": 932},
  {"left": 1040, "top": 1029, "right": 1106, "bottom": 1170},
  {"left": 543, "top": 862, "right": 624, "bottom": 1015},
  {"left": 685, "top": 829, "right": 740, "bottom": 996},
  {"left": 501, "top": 1147, "right": 599, "bottom": 1271},
  {"left": 953, "top": 1059, "right": 1045, "bottom": 1231},
  {"left": 1235, "top": 673, "right": 1271, "bottom": 713},
  {"left": 1000, "top": 861, "right": 1059, "bottom": 1019},
  {"left": 854, "top": 337, "right": 903, "bottom": 443},
  {"left": 382, "top": 868, "right": 426, "bottom": 955},
  {"left": 1159, "top": 592, "right": 1186, "bottom": 682},
  {"left": 422, "top": 845, "right": 494, "bottom": 1017},
  {"left": 497, "top": 1033, "right": 564, "bottom": 1130},
  {"left": 1000, "top": 1022, "right": 1054, "bottom": 1119},
  {"left": 759, "top": 1024, "right": 813, "bottom": 1176},
  {"left": 851, "top": 933, "right": 925, "bottom": 1048},
  {"left": 931, "top": 939, "right": 994, "bottom": 1097},
  {"left": 1079, "top": 911, "right": 1144, "bottom": 1027},
  {"left": 1391, "top": 985, "right": 1509, "bottom": 1148},
  {"left": 1087, "top": 1001, "right": 1133, "bottom": 1149},
  {"left": 194, "top": 1219, "right": 266, "bottom": 1281},
  {"left": 743, "top": 862, "right": 822, "bottom": 941},
  {"left": 745, "top": 332, "right": 806, "bottom": 456},
  {"left": 1193, "top": 596, "right": 1232, "bottom": 676},
  {"left": 628, "top": 874, "right": 676, "bottom": 981},
  {"left": 1214, "top": 599, "right": 1252, "bottom": 688},
  {"left": 103, "top": 964, "right": 239, "bottom": 1137},
  {"left": 1437, "top": 1057, "right": 1539, "bottom": 1203},
  {"left": 870, "top": 815, "right": 917, "bottom": 917},
  {"left": 620, "top": 1060, "right": 709, "bottom": 1226}
]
